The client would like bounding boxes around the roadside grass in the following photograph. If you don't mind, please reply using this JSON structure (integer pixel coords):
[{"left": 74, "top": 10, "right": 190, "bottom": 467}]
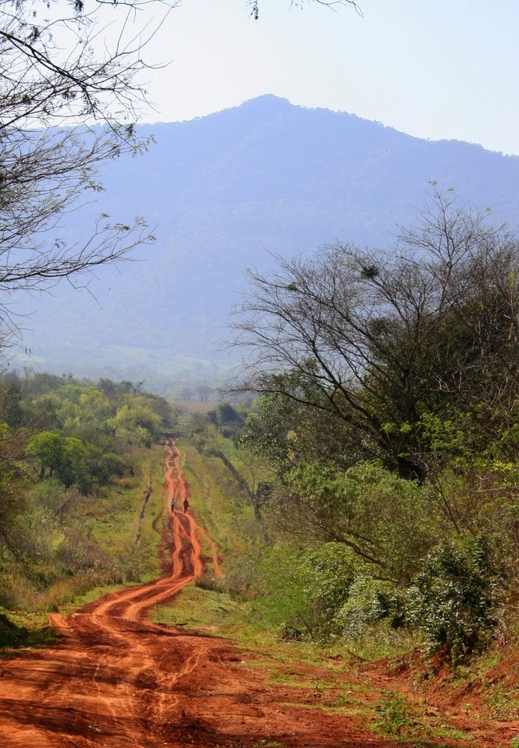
[
  {"left": 0, "top": 611, "right": 56, "bottom": 652},
  {"left": 0, "top": 443, "right": 164, "bottom": 649},
  {"left": 177, "top": 440, "right": 255, "bottom": 561},
  {"left": 344, "top": 625, "right": 419, "bottom": 663},
  {"left": 483, "top": 683, "right": 519, "bottom": 720},
  {"left": 66, "top": 444, "right": 164, "bottom": 582},
  {"left": 246, "top": 646, "right": 480, "bottom": 747},
  {"left": 279, "top": 677, "right": 479, "bottom": 747},
  {"left": 152, "top": 585, "right": 250, "bottom": 637},
  {"left": 444, "top": 631, "right": 519, "bottom": 722}
]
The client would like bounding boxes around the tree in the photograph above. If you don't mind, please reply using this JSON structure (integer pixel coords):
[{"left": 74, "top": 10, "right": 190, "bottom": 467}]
[
  {"left": 0, "top": 377, "right": 22, "bottom": 427},
  {"left": 196, "top": 384, "right": 213, "bottom": 403},
  {"left": 25, "top": 431, "right": 86, "bottom": 486},
  {"left": 106, "top": 402, "right": 162, "bottom": 446},
  {"left": 270, "top": 461, "right": 442, "bottom": 583},
  {"left": 248, "top": 0, "right": 361, "bottom": 21},
  {"left": 179, "top": 387, "right": 192, "bottom": 403},
  {"left": 0, "top": 0, "right": 175, "bottom": 340},
  {"left": 26, "top": 431, "right": 64, "bottom": 480},
  {"left": 0, "top": 424, "right": 28, "bottom": 557},
  {"left": 232, "top": 189, "right": 519, "bottom": 480}
]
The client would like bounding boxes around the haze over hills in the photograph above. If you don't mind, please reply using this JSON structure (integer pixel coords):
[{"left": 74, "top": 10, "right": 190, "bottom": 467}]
[{"left": 12, "top": 95, "right": 519, "bottom": 396}]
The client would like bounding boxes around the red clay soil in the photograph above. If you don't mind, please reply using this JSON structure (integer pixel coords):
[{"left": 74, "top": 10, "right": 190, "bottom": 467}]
[{"left": 0, "top": 441, "right": 517, "bottom": 747}]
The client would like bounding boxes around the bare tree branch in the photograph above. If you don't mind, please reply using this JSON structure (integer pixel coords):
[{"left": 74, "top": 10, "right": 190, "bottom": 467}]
[
  {"left": 0, "top": 0, "right": 177, "bottom": 343},
  {"left": 231, "top": 188, "right": 519, "bottom": 479}
]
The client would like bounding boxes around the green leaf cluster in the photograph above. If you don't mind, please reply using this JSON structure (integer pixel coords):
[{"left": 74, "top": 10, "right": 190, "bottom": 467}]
[
  {"left": 278, "top": 461, "right": 441, "bottom": 583},
  {"left": 405, "top": 535, "right": 500, "bottom": 658}
]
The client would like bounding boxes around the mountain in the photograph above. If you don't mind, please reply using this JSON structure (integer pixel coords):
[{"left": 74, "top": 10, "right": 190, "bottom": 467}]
[{"left": 12, "top": 95, "right": 519, "bottom": 395}]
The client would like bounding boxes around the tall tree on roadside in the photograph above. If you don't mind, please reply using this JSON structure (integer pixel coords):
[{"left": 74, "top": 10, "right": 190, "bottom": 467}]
[{"left": 232, "top": 188, "right": 519, "bottom": 479}]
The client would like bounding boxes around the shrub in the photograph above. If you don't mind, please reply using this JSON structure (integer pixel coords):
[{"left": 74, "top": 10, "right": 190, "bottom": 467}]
[
  {"left": 299, "top": 542, "right": 359, "bottom": 640},
  {"left": 31, "top": 478, "right": 67, "bottom": 514},
  {"left": 251, "top": 542, "right": 360, "bottom": 642},
  {"left": 374, "top": 691, "right": 413, "bottom": 735},
  {"left": 279, "top": 461, "right": 443, "bottom": 584},
  {"left": 338, "top": 575, "right": 396, "bottom": 639},
  {"left": 406, "top": 535, "right": 501, "bottom": 658}
]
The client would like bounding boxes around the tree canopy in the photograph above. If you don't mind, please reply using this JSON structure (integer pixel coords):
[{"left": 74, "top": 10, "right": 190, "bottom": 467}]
[
  {"left": 222, "top": 189, "right": 519, "bottom": 656},
  {"left": 232, "top": 188, "right": 519, "bottom": 480}
]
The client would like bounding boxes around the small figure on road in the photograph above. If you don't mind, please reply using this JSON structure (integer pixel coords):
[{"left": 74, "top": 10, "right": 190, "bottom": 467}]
[
  {"left": 183, "top": 498, "right": 189, "bottom": 514},
  {"left": 170, "top": 497, "right": 175, "bottom": 512}
]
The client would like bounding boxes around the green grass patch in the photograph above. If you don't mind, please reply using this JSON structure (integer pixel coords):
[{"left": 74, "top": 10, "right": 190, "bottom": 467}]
[
  {"left": 0, "top": 610, "right": 56, "bottom": 653},
  {"left": 66, "top": 444, "right": 164, "bottom": 582},
  {"left": 151, "top": 583, "right": 250, "bottom": 638},
  {"left": 180, "top": 440, "right": 254, "bottom": 555}
]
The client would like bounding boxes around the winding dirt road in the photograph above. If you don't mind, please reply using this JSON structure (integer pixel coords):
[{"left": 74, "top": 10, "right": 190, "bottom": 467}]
[{"left": 0, "top": 441, "right": 426, "bottom": 747}]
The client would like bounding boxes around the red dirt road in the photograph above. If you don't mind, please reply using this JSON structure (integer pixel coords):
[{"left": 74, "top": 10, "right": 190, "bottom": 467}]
[{"left": 0, "top": 441, "right": 513, "bottom": 747}]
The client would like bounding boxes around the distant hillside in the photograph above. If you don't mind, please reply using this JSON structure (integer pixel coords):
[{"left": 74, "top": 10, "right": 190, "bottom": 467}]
[{"left": 13, "top": 95, "right": 519, "bottom": 395}]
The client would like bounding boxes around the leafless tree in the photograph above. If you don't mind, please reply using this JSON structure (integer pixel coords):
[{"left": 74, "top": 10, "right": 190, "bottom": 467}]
[
  {"left": 0, "top": 0, "right": 177, "bottom": 339},
  {"left": 248, "top": 0, "right": 361, "bottom": 20},
  {"left": 231, "top": 188, "right": 519, "bottom": 479}
]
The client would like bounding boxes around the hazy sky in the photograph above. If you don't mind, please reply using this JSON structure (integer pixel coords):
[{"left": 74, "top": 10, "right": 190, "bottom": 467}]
[{"left": 140, "top": 0, "right": 519, "bottom": 156}]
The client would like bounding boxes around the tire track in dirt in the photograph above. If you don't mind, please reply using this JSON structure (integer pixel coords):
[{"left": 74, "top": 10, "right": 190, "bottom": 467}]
[
  {"left": 0, "top": 439, "right": 433, "bottom": 748},
  {"left": 0, "top": 440, "right": 219, "bottom": 748}
]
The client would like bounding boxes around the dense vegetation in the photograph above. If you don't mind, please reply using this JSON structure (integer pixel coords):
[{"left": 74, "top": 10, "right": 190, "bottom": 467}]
[
  {"left": 2, "top": 188, "right": 519, "bottom": 670},
  {"left": 0, "top": 371, "right": 172, "bottom": 621},
  {"left": 208, "top": 190, "right": 519, "bottom": 663}
]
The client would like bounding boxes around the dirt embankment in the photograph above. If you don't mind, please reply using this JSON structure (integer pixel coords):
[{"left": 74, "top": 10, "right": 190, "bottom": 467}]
[{"left": 0, "top": 441, "right": 517, "bottom": 747}]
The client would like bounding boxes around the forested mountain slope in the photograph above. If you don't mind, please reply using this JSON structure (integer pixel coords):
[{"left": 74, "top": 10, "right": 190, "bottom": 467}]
[{"left": 15, "top": 95, "right": 519, "bottom": 393}]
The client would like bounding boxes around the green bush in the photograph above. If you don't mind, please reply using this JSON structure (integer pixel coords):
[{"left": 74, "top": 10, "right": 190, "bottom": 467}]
[
  {"left": 300, "top": 543, "right": 359, "bottom": 640},
  {"left": 31, "top": 478, "right": 67, "bottom": 513},
  {"left": 248, "top": 544, "right": 313, "bottom": 638},
  {"left": 279, "top": 461, "right": 443, "bottom": 584},
  {"left": 338, "top": 575, "right": 395, "bottom": 639},
  {"left": 252, "top": 542, "right": 360, "bottom": 642},
  {"left": 374, "top": 691, "right": 413, "bottom": 735},
  {"left": 406, "top": 535, "right": 500, "bottom": 658}
]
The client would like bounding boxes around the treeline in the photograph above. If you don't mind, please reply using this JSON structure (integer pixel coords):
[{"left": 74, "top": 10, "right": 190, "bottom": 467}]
[
  {"left": 217, "top": 189, "right": 519, "bottom": 662},
  {"left": 0, "top": 371, "right": 173, "bottom": 615}
]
